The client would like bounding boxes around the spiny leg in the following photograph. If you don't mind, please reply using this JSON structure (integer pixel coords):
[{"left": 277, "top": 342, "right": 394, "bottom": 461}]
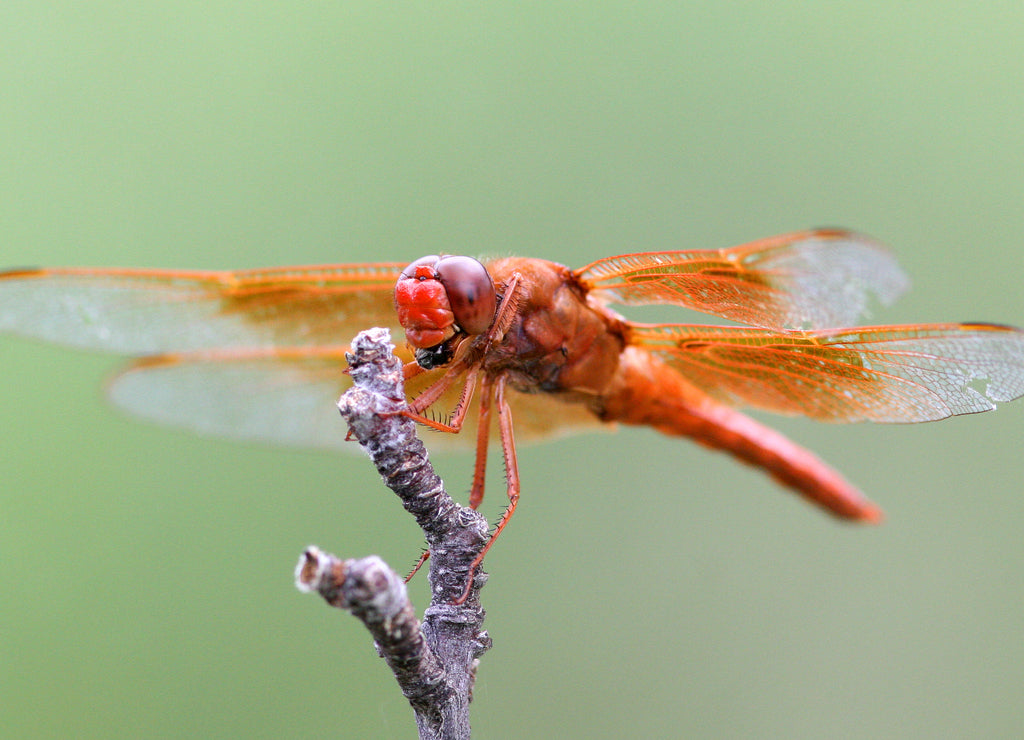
[
  {"left": 455, "top": 373, "right": 519, "bottom": 605},
  {"left": 404, "top": 549, "right": 430, "bottom": 583},
  {"left": 401, "top": 372, "right": 489, "bottom": 589},
  {"left": 469, "top": 374, "right": 495, "bottom": 510},
  {"left": 481, "top": 272, "right": 521, "bottom": 350},
  {"left": 405, "top": 364, "right": 479, "bottom": 434}
]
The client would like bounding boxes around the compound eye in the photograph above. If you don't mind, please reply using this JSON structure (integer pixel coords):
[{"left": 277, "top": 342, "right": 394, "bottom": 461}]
[
  {"left": 400, "top": 254, "right": 441, "bottom": 280},
  {"left": 434, "top": 256, "right": 497, "bottom": 336}
]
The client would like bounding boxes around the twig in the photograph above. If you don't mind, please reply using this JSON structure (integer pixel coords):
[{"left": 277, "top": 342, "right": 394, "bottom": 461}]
[{"left": 295, "top": 328, "right": 492, "bottom": 740}]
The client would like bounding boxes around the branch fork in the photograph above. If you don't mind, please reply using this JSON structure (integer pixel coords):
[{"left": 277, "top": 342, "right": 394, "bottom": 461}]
[{"left": 295, "top": 328, "right": 492, "bottom": 740}]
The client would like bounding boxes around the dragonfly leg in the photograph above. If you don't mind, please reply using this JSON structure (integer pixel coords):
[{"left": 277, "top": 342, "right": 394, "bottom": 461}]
[
  {"left": 469, "top": 375, "right": 494, "bottom": 509},
  {"left": 404, "top": 548, "right": 431, "bottom": 582},
  {"left": 455, "top": 374, "right": 519, "bottom": 604},
  {"left": 403, "top": 365, "right": 479, "bottom": 434}
]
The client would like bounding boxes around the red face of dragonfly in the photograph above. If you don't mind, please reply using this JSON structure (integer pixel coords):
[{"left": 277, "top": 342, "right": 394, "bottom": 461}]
[{"left": 3, "top": 228, "right": 1024, "bottom": 598}]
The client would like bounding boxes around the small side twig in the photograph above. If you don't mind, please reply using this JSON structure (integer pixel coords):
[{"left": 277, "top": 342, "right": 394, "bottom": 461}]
[{"left": 295, "top": 328, "right": 492, "bottom": 740}]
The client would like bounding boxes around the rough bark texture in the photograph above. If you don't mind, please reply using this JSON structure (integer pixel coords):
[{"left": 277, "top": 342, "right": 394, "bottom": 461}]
[{"left": 295, "top": 328, "right": 491, "bottom": 740}]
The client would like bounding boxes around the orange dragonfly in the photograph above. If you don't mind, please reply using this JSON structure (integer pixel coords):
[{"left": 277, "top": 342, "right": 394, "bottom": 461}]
[{"left": 3, "top": 228, "right": 1023, "bottom": 591}]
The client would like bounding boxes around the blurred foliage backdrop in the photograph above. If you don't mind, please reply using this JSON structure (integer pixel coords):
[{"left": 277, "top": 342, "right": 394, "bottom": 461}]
[{"left": 2, "top": 3, "right": 1023, "bottom": 738}]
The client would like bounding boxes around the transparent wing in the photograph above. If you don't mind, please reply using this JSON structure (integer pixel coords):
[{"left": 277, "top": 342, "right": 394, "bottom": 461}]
[
  {"left": 108, "top": 347, "right": 357, "bottom": 449},
  {"left": 107, "top": 345, "right": 605, "bottom": 450},
  {"left": 0, "top": 263, "right": 404, "bottom": 354},
  {"left": 630, "top": 322, "right": 1024, "bottom": 422},
  {"left": 577, "top": 229, "right": 909, "bottom": 329}
]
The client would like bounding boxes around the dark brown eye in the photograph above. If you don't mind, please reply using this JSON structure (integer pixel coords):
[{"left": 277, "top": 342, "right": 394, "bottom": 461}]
[{"left": 434, "top": 256, "right": 496, "bottom": 335}]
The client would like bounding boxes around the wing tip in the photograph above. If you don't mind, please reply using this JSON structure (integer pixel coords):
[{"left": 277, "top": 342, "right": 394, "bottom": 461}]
[
  {"left": 807, "top": 226, "right": 881, "bottom": 244},
  {"left": 958, "top": 321, "right": 1024, "bottom": 333},
  {"left": 0, "top": 267, "right": 45, "bottom": 280}
]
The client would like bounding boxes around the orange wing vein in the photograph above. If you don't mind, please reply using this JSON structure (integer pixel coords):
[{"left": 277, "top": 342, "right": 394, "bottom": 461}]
[
  {"left": 0, "top": 263, "right": 404, "bottom": 354},
  {"left": 577, "top": 229, "right": 909, "bottom": 330},
  {"left": 630, "top": 322, "right": 1024, "bottom": 422}
]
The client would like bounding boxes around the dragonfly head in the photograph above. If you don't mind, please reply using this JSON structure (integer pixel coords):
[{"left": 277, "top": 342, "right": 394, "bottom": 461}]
[{"left": 395, "top": 255, "right": 497, "bottom": 363}]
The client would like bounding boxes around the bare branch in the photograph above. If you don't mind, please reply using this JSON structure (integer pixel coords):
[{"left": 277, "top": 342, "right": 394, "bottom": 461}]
[
  {"left": 297, "top": 328, "right": 492, "bottom": 740},
  {"left": 296, "top": 549, "right": 451, "bottom": 717}
]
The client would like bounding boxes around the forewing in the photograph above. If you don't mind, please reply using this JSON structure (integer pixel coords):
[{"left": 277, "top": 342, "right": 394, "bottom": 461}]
[
  {"left": 631, "top": 322, "right": 1024, "bottom": 422},
  {"left": 576, "top": 229, "right": 909, "bottom": 329},
  {"left": 0, "top": 263, "right": 404, "bottom": 354}
]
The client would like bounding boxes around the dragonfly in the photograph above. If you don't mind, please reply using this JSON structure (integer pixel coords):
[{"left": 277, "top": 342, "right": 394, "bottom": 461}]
[{"left": 3, "top": 228, "right": 1023, "bottom": 599}]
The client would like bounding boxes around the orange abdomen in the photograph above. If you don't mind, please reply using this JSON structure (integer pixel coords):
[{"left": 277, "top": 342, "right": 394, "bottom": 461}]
[{"left": 598, "top": 347, "right": 882, "bottom": 522}]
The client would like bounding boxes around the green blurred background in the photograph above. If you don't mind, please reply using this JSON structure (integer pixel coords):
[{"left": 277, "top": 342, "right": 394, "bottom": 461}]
[{"left": 2, "top": 3, "right": 1023, "bottom": 738}]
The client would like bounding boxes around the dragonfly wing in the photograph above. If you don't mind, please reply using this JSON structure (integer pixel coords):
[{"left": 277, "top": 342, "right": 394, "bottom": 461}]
[
  {"left": 631, "top": 322, "right": 1024, "bottom": 422},
  {"left": 577, "top": 229, "right": 909, "bottom": 329},
  {"left": 0, "top": 264, "right": 404, "bottom": 354},
  {"left": 108, "top": 344, "right": 606, "bottom": 451},
  {"left": 107, "top": 347, "right": 359, "bottom": 449}
]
